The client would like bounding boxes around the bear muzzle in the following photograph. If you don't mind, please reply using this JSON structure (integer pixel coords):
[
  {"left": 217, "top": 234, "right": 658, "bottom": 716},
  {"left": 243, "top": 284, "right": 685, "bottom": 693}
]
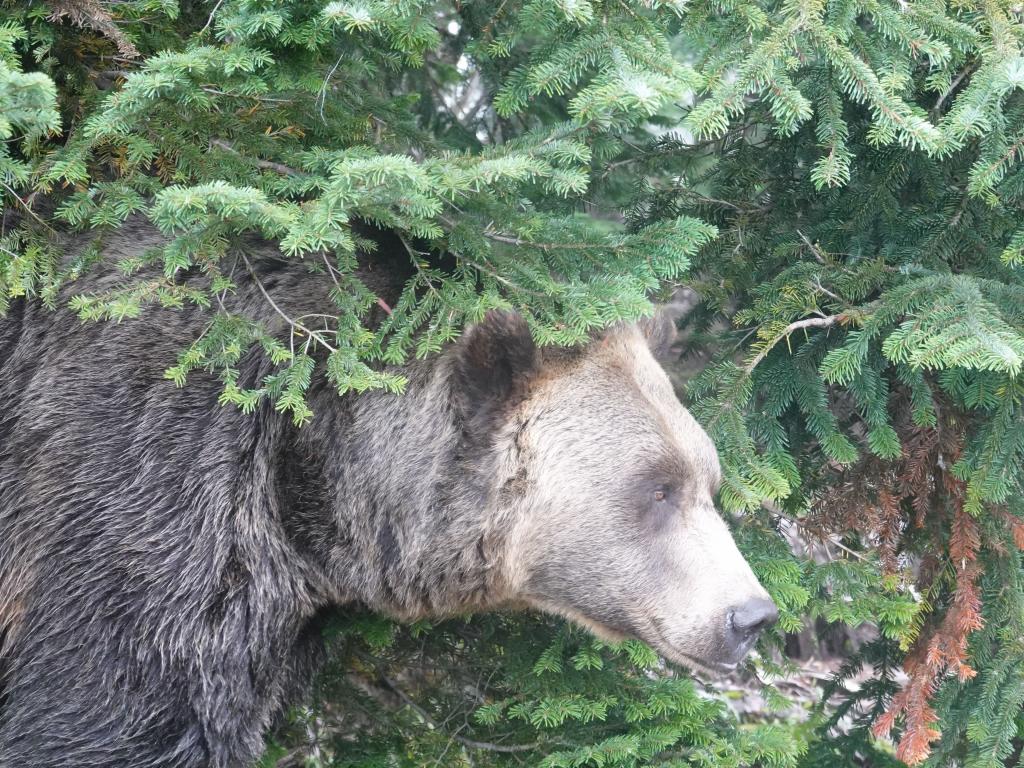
[{"left": 723, "top": 596, "right": 779, "bottom": 663}]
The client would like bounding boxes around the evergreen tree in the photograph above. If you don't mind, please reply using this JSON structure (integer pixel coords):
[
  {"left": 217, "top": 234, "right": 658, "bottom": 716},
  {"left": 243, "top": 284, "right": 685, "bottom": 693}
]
[{"left": 2, "top": 0, "right": 1024, "bottom": 764}]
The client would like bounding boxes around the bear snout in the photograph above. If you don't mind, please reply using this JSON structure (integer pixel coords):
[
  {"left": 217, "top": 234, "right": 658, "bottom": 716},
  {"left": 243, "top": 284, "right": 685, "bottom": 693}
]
[{"left": 724, "top": 597, "right": 779, "bottom": 658}]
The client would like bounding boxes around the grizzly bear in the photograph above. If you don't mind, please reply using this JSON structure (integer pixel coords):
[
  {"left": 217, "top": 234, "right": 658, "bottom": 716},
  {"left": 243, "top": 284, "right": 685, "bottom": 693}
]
[{"left": 0, "top": 220, "right": 777, "bottom": 767}]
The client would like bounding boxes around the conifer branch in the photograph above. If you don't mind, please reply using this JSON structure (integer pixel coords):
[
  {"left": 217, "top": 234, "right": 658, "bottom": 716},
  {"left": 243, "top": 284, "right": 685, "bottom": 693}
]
[
  {"left": 240, "top": 252, "right": 337, "bottom": 354},
  {"left": 378, "top": 674, "right": 541, "bottom": 754},
  {"left": 199, "top": 0, "right": 226, "bottom": 36},
  {"left": 797, "top": 230, "right": 827, "bottom": 265},
  {"left": 931, "top": 63, "right": 977, "bottom": 119},
  {"left": 745, "top": 315, "right": 841, "bottom": 373},
  {"left": 7, "top": 1, "right": 1024, "bottom": 763},
  {"left": 209, "top": 139, "right": 303, "bottom": 177}
]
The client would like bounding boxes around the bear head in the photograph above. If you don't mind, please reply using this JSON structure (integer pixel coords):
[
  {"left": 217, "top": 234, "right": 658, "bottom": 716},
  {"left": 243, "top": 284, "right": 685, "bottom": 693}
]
[{"left": 453, "top": 311, "right": 777, "bottom": 673}]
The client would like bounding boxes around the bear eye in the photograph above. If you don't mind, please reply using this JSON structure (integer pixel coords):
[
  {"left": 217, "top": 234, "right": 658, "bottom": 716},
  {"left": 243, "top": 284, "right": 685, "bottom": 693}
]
[{"left": 652, "top": 486, "right": 669, "bottom": 502}]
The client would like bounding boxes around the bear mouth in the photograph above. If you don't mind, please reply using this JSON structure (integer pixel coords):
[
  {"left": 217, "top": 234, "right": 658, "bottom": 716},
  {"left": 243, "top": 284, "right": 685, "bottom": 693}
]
[
  {"left": 528, "top": 600, "right": 741, "bottom": 677},
  {"left": 586, "top": 613, "right": 740, "bottom": 676},
  {"left": 646, "top": 619, "right": 742, "bottom": 677},
  {"left": 654, "top": 640, "right": 739, "bottom": 676}
]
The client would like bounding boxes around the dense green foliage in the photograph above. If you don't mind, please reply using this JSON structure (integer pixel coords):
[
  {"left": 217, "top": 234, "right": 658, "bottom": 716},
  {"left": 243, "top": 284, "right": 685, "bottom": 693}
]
[{"left": 3, "top": 0, "right": 1024, "bottom": 764}]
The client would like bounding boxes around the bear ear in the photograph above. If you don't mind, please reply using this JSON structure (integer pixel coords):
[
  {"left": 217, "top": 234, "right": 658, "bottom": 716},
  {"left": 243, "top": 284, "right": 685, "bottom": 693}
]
[
  {"left": 638, "top": 309, "right": 678, "bottom": 361},
  {"left": 453, "top": 311, "right": 539, "bottom": 432}
]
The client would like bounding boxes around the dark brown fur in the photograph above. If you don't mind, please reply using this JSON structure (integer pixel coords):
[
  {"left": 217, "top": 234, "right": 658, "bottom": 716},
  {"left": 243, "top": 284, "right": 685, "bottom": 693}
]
[{"left": 0, "top": 220, "right": 774, "bottom": 767}]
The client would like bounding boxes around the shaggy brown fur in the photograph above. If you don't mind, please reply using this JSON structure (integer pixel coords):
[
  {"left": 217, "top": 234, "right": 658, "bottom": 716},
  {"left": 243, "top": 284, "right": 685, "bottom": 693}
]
[{"left": 0, "top": 221, "right": 775, "bottom": 767}]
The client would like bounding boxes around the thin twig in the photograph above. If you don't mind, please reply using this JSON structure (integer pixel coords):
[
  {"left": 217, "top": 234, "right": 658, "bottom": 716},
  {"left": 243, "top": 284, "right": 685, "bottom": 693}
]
[
  {"left": 458, "top": 255, "right": 547, "bottom": 297},
  {"left": 440, "top": 215, "right": 610, "bottom": 253},
  {"left": 240, "top": 252, "right": 337, "bottom": 353},
  {"left": 321, "top": 251, "right": 393, "bottom": 315},
  {"left": 380, "top": 675, "right": 540, "bottom": 754},
  {"left": 671, "top": 187, "right": 771, "bottom": 213},
  {"left": 796, "top": 229, "right": 827, "bottom": 265},
  {"left": 745, "top": 315, "right": 841, "bottom": 373},
  {"left": 932, "top": 63, "right": 977, "bottom": 119},
  {"left": 770, "top": 505, "right": 869, "bottom": 563},
  {"left": 1, "top": 181, "right": 54, "bottom": 231},
  {"left": 200, "top": 86, "right": 294, "bottom": 104},
  {"left": 210, "top": 139, "right": 303, "bottom": 177},
  {"left": 812, "top": 277, "right": 842, "bottom": 302},
  {"left": 398, "top": 234, "right": 444, "bottom": 304},
  {"left": 199, "top": 0, "right": 225, "bottom": 35},
  {"left": 480, "top": 0, "right": 511, "bottom": 39},
  {"left": 214, "top": 251, "right": 240, "bottom": 314},
  {"left": 320, "top": 251, "right": 343, "bottom": 290},
  {"left": 318, "top": 52, "right": 346, "bottom": 125},
  {"left": 605, "top": 143, "right": 691, "bottom": 180},
  {"left": 825, "top": 536, "right": 870, "bottom": 563}
]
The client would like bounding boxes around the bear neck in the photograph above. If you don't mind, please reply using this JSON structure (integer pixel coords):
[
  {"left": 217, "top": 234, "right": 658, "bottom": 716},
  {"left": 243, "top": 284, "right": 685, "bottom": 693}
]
[{"left": 293, "top": 355, "right": 524, "bottom": 622}]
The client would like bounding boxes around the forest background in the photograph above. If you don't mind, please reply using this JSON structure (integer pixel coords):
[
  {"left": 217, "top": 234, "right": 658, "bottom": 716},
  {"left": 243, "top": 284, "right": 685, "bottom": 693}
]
[{"left": 3, "top": 0, "right": 1024, "bottom": 765}]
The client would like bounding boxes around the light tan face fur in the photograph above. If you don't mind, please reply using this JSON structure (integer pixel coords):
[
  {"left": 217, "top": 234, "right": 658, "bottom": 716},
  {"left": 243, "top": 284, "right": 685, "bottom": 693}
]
[{"left": 501, "top": 325, "right": 773, "bottom": 672}]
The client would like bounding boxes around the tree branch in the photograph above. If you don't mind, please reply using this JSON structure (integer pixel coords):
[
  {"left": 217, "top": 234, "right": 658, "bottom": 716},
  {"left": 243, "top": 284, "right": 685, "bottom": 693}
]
[
  {"left": 796, "top": 229, "right": 828, "bottom": 265},
  {"left": 210, "top": 138, "right": 303, "bottom": 177},
  {"left": 379, "top": 675, "right": 540, "bottom": 754},
  {"left": 745, "top": 315, "right": 841, "bottom": 373},
  {"left": 240, "top": 251, "right": 337, "bottom": 354},
  {"left": 932, "top": 63, "right": 978, "bottom": 119}
]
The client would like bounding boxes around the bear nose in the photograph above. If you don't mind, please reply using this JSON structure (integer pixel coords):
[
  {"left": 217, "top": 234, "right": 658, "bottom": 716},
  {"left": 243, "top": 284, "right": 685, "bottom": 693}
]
[{"left": 727, "top": 598, "right": 779, "bottom": 647}]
